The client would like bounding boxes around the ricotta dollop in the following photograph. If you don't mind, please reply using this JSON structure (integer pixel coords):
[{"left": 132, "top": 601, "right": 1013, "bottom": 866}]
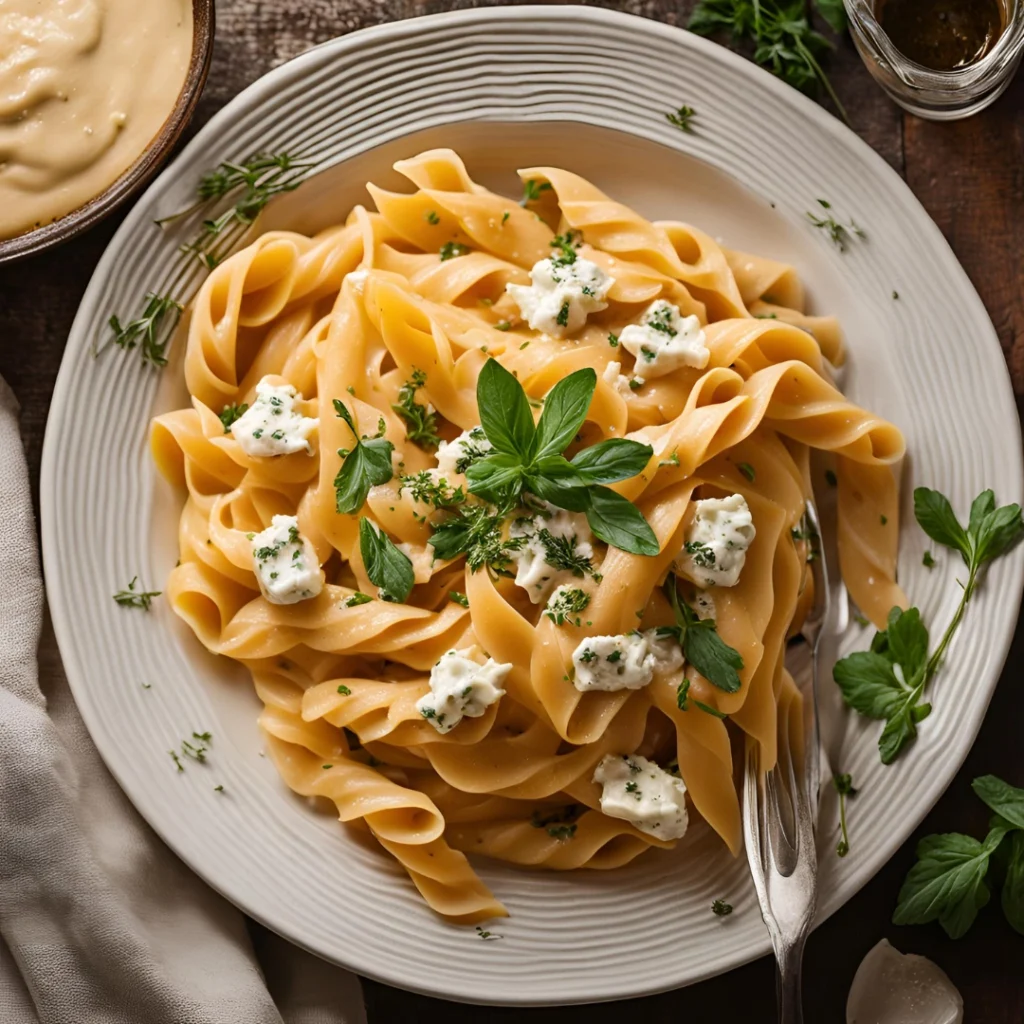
[
  {"left": 572, "top": 629, "right": 682, "bottom": 692},
  {"left": 250, "top": 515, "right": 322, "bottom": 605},
  {"left": 230, "top": 378, "right": 318, "bottom": 458},
  {"left": 509, "top": 505, "right": 596, "bottom": 604},
  {"left": 592, "top": 753, "right": 689, "bottom": 839},
  {"left": 416, "top": 649, "right": 512, "bottom": 734},
  {"left": 675, "top": 494, "right": 755, "bottom": 588},
  {"left": 507, "top": 255, "right": 613, "bottom": 337},
  {"left": 618, "top": 300, "right": 709, "bottom": 377}
]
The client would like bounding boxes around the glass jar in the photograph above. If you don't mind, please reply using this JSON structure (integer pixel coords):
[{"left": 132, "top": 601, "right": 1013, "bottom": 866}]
[{"left": 844, "top": 0, "right": 1024, "bottom": 119}]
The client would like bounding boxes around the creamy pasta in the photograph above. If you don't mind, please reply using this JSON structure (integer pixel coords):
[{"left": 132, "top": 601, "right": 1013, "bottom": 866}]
[{"left": 152, "top": 150, "right": 905, "bottom": 923}]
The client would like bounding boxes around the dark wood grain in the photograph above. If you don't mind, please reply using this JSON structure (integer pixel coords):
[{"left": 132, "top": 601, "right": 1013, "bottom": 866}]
[{"left": 2, "top": 2, "right": 1021, "bottom": 1020}]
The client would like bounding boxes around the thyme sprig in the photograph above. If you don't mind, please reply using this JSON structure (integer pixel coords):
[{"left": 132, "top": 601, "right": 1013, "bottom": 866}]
[{"left": 100, "top": 293, "right": 182, "bottom": 368}]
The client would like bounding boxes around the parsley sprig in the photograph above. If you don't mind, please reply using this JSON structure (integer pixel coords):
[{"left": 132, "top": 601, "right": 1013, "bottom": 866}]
[
  {"left": 806, "top": 199, "right": 866, "bottom": 251},
  {"left": 834, "top": 488, "right": 1023, "bottom": 764},
  {"left": 666, "top": 105, "right": 697, "bottom": 133},
  {"left": 392, "top": 369, "right": 440, "bottom": 450},
  {"left": 332, "top": 400, "right": 395, "bottom": 514},
  {"left": 462, "top": 360, "right": 658, "bottom": 556},
  {"left": 688, "top": 0, "right": 849, "bottom": 123},
  {"left": 659, "top": 574, "right": 744, "bottom": 695},
  {"left": 894, "top": 774, "right": 1024, "bottom": 938},
  {"left": 359, "top": 520, "right": 414, "bottom": 603},
  {"left": 101, "top": 293, "right": 182, "bottom": 369},
  {"left": 219, "top": 402, "right": 249, "bottom": 432}
]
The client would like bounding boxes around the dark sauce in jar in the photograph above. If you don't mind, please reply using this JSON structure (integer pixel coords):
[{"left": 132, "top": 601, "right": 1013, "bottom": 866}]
[{"left": 878, "top": 0, "right": 1005, "bottom": 70}]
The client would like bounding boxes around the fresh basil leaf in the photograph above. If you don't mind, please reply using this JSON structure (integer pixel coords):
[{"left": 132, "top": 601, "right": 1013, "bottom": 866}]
[
  {"left": 533, "top": 368, "right": 596, "bottom": 459},
  {"left": 1001, "top": 831, "right": 1024, "bottom": 936},
  {"left": 571, "top": 438, "right": 653, "bottom": 484},
  {"left": 885, "top": 606, "right": 928, "bottom": 683},
  {"left": 968, "top": 489, "right": 996, "bottom": 536},
  {"left": 358, "top": 519, "right": 414, "bottom": 603},
  {"left": 476, "top": 358, "right": 535, "bottom": 457},
  {"left": 334, "top": 437, "right": 394, "bottom": 514},
  {"left": 523, "top": 455, "right": 593, "bottom": 511},
  {"left": 913, "top": 487, "right": 971, "bottom": 563},
  {"left": 893, "top": 825, "right": 1010, "bottom": 939},
  {"left": 972, "top": 775, "right": 1024, "bottom": 829},
  {"left": 974, "top": 502, "right": 1024, "bottom": 565},
  {"left": 465, "top": 453, "right": 523, "bottom": 504},
  {"left": 813, "top": 0, "right": 847, "bottom": 33},
  {"left": 585, "top": 486, "right": 659, "bottom": 556},
  {"left": 833, "top": 652, "right": 906, "bottom": 719}
]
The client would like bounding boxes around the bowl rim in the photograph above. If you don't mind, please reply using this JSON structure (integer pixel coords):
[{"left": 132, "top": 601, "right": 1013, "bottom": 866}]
[{"left": 0, "top": 0, "right": 215, "bottom": 265}]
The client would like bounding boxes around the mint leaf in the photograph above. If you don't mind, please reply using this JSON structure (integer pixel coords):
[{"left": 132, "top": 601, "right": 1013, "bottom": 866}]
[
  {"left": 968, "top": 489, "right": 996, "bottom": 536},
  {"left": 571, "top": 438, "right": 653, "bottom": 484},
  {"left": 832, "top": 652, "right": 906, "bottom": 718},
  {"left": 332, "top": 400, "right": 394, "bottom": 514},
  {"left": 1001, "top": 831, "right": 1024, "bottom": 936},
  {"left": 973, "top": 501, "right": 1024, "bottom": 565},
  {"left": 533, "top": 368, "right": 595, "bottom": 459},
  {"left": 358, "top": 520, "right": 414, "bottom": 603},
  {"left": 893, "top": 825, "right": 1011, "bottom": 939},
  {"left": 833, "top": 605, "right": 931, "bottom": 764},
  {"left": 885, "top": 606, "right": 928, "bottom": 681},
  {"left": 913, "top": 487, "right": 971, "bottom": 562},
  {"left": 585, "top": 487, "right": 659, "bottom": 556},
  {"left": 476, "top": 358, "right": 535, "bottom": 457},
  {"left": 972, "top": 775, "right": 1024, "bottom": 829}
]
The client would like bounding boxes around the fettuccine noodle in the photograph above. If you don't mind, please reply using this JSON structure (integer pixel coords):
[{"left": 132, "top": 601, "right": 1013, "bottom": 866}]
[{"left": 152, "top": 150, "right": 905, "bottom": 922}]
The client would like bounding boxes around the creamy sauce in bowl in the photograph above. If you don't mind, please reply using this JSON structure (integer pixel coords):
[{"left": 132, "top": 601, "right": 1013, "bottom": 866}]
[{"left": 0, "top": 0, "right": 193, "bottom": 240}]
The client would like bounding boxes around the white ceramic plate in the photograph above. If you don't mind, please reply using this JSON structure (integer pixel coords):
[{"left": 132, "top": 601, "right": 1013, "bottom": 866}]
[{"left": 41, "top": 7, "right": 1023, "bottom": 1005}]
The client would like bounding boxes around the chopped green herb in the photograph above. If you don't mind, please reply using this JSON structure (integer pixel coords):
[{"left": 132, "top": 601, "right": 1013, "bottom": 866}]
[
  {"left": 711, "top": 899, "right": 733, "bottom": 917},
  {"left": 449, "top": 590, "right": 470, "bottom": 608},
  {"left": 520, "top": 179, "right": 552, "bottom": 205},
  {"left": 113, "top": 577, "right": 161, "bottom": 611},
  {"left": 666, "top": 105, "right": 697, "bottom": 133},
  {"left": 475, "top": 925, "right": 502, "bottom": 940},
  {"left": 544, "top": 587, "right": 591, "bottom": 627},
  {"left": 440, "top": 241, "right": 470, "bottom": 261},
  {"left": 495, "top": 320, "right": 512, "bottom": 331},
  {"left": 922, "top": 551, "right": 936, "bottom": 569},
  {"left": 336, "top": 685, "right": 352, "bottom": 696},
  {"left": 219, "top": 402, "right": 249, "bottom": 432},
  {"left": 103, "top": 293, "right": 182, "bottom": 368},
  {"left": 737, "top": 462, "right": 756, "bottom": 482},
  {"left": 547, "top": 823, "right": 577, "bottom": 841},
  {"left": 345, "top": 590, "right": 373, "bottom": 607},
  {"left": 424, "top": 210, "right": 440, "bottom": 225},
  {"left": 214, "top": 784, "right": 225, "bottom": 793},
  {"left": 806, "top": 199, "right": 866, "bottom": 252},
  {"left": 392, "top": 368, "right": 441, "bottom": 450}
]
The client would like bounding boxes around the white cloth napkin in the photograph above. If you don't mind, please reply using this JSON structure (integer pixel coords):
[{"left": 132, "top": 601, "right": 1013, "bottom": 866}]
[{"left": 0, "top": 377, "right": 367, "bottom": 1024}]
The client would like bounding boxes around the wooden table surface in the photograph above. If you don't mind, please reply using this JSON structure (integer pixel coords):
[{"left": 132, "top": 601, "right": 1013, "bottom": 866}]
[{"left": 3, "top": 2, "right": 1022, "bottom": 1020}]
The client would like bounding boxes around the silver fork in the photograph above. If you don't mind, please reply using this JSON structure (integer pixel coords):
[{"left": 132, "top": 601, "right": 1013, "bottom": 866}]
[{"left": 743, "top": 500, "right": 829, "bottom": 1024}]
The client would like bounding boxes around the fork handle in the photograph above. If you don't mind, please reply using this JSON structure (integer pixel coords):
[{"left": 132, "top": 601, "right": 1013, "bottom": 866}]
[{"left": 776, "top": 937, "right": 806, "bottom": 1024}]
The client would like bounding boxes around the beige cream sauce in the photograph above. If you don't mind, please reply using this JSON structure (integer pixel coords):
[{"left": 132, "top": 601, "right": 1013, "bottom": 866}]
[{"left": 0, "top": 0, "right": 192, "bottom": 239}]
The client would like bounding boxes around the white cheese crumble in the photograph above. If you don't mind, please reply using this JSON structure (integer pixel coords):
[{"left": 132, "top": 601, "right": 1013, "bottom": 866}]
[
  {"left": 592, "top": 753, "right": 689, "bottom": 840},
  {"left": 602, "top": 360, "right": 644, "bottom": 397},
  {"left": 345, "top": 269, "right": 369, "bottom": 291},
  {"left": 416, "top": 648, "right": 512, "bottom": 734},
  {"left": 675, "top": 494, "right": 756, "bottom": 588},
  {"left": 230, "top": 378, "right": 318, "bottom": 457},
  {"left": 435, "top": 426, "right": 493, "bottom": 476},
  {"left": 509, "top": 505, "right": 595, "bottom": 604},
  {"left": 506, "top": 254, "right": 613, "bottom": 337},
  {"left": 250, "top": 515, "right": 322, "bottom": 605},
  {"left": 619, "top": 300, "right": 709, "bottom": 377},
  {"left": 571, "top": 629, "right": 681, "bottom": 692}
]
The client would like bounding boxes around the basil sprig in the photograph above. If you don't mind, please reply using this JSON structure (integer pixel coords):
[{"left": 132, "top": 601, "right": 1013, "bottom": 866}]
[
  {"left": 465, "top": 360, "right": 658, "bottom": 556},
  {"left": 332, "top": 400, "right": 394, "bottom": 514},
  {"left": 358, "top": 519, "right": 414, "bottom": 603}
]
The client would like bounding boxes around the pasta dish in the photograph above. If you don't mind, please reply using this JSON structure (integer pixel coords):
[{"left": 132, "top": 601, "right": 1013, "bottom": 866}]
[{"left": 152, "top": 149, "right": 905, "bottom": 923}]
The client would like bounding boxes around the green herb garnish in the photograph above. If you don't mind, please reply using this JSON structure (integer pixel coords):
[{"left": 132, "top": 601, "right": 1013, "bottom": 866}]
[
  {"left": 113, "top": 577, "right": 161, "bottom": 611},
  {"left": 894, "top": 774, "right": 1024, "bottom": 939},
  {"left": 834, "top": 488, "right": 1023, "bottom": 764},
  {"left": 449, "top": 590, "right": 470, "bottom": 608},
  {"left": 711, "top": 899, "right": 733, "bottom": 916},
  {"left": 833, "top": 772, "right": 857, "bottom": 857},
  {"left": 332, "top": 400, "right": 394, "bottom": 514},
  {"left": 440, "top": 241, "right": 470, "bottom": 261},
  {"left": 659, "top": 573, "right": 744, "bottom": 693},
  {"left": 103, "top": 293, "right": 182, "bottom": 369},
  {"left": 392, "top": 369, "right": 440, "bottom": 450},
  {"left": 359, "top": 519, "right": 415, "bottom": 603},
  {"left": 219, "top": 402, "right": 249, "bottom": 432},
  {"left": 666, "top": 105, "right": 697, "bottom": 133},
  {"left": 520, "top": 179, "right": 552, "bottom": 205},
  {"left": 806, "top": 198, "right": 866, "bottom": 252},
  {"left": 544, "top": 587, "right": 591, "bottom": 626},
  {"left": 345, "top": 592, "right": 373, "bottom": 607}
]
